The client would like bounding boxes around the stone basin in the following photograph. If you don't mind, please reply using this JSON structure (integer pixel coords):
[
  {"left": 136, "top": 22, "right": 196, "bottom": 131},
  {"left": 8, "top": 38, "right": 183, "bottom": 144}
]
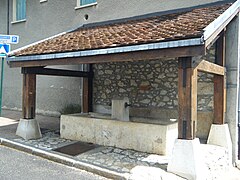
[{"left": 60, "top": 112, "right": 178, "bottom": 155}]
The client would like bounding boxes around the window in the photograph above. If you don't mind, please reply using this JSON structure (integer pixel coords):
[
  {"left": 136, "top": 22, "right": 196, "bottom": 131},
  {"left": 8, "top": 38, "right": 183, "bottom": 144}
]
[
  {"left": 13, "top": 0, "right": 26, "bottom": 22},
  {"left": 80, "top": 0, "right": 96, "bottom": 6},
  {"left": 75, "top": 0, "right": 97, "bottom": 9}
]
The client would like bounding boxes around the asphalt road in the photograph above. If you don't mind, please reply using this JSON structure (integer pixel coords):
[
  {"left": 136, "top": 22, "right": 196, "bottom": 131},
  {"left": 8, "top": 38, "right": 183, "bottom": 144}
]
[{"left": 0, "top": 145, "right": 109, "bottom": 180}]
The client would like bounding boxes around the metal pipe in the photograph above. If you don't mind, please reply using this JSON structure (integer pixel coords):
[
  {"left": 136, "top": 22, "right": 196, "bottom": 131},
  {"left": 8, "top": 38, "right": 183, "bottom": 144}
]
[
  {"left": 7, "top": 0, "right": 10, "bottom": 35},
  {"left": 238, "top": 70, "right": 240, "bottom": 159},
  {"left": 0, "top": 57, "right": 5, "bottom": 116}
]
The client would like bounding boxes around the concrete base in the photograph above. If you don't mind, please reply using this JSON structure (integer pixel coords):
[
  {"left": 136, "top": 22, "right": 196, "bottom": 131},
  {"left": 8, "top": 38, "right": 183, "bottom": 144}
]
[
  {"left": 207, "top": 124, "right": 232, "bottom": 165},
  {"left": 94, "top": 105, "right": 216, "bottom": 140},
  {"left": 60, "top": 114, "right": 178, "bottom": 155},
  {"left": 167, "top": 138, "right": 208, "bottom": 180},
  {"left": 16, "top": 119, "right": 42, "bottom": 140}
]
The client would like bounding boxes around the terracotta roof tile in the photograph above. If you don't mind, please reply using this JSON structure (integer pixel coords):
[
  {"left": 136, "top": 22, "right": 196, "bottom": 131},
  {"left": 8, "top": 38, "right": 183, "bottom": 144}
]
[{"left": 14, "top": 3, "right": 230, "bottom": 56}]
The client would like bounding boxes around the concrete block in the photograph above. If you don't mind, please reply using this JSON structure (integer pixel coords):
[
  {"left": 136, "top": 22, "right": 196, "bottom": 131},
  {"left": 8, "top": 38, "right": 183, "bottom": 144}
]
[
  {"left": 201, "top": 144, "right": 231, "bottom": 178},
  {"left": 94, "top": 105, "right": 214, "bottom": 140},
  {"left": 16, "top": 119, "right": 42, "bottom": 140},
  {"left": 207, "top": 124, "right": 232, "bottom": 165},
  {"left": 60, "top": 114, "right": 178, "bottom": 155},
  {"left": 167, "top": 138, "right": 208, "bottom": 180},
  {"left": 111, "top": 97, "right": 130, "bottom": 121},
  {"left": 130, "top": 166, "right": 185, "bottom": 180}
]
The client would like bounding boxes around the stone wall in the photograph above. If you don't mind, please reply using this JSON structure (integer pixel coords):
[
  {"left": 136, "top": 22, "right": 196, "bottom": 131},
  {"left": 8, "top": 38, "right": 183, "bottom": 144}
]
[
  {"left": 92, "top": 48, "right": 215, "bottom": 138},
  {"left": 93, "top": 58, "right": 178, "bottom": 109},
  {"left": 93, "top": 48, "right": 215, "bottom": 110}
]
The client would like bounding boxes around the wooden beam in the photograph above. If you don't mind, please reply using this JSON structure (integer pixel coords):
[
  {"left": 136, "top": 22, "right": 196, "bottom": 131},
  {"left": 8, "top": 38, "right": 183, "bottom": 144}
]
[
  {"left": 82, "top": 65, "right": 93, "bottom": 113},
  {"left": 178, "top": 57, "right": 197, "bottom": 140},
  {"left": 9, "top": 46, "right": 205, "bottom": 68},
  {"left": 22, "top": 73, "right": 36, "bottom": 119},
  {"left": 213, "top": 31, "right": 226, "bottom": 124},
  {"left": 82, "top": 77, "right": 89, "bottom": 113},
  {"left": 21, "top": 67, "right": 92, "bottom": 78},
  {"left": 196, "top": 60, "right": 225, "bottom": 75},
  {"left": 88, "top": 65, "right": 93, "bottom": 112}
]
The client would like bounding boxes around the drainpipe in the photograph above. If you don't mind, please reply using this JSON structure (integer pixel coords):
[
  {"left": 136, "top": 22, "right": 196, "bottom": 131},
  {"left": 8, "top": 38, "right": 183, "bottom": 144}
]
[
  {"left": 7, "top": 0, "right": 10, "bottom": 35},
  {"left": 0, "top": 57, "right": 4, "bottom": 116},
  {"left": 238, "top": 76, "right": 240, "bottom": 160}
]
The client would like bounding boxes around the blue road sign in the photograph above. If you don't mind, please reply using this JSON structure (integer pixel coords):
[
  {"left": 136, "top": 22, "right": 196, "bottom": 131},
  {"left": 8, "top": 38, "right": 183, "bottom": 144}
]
[
  {"left": 0, "top": 34, "right": 19, "bottom": 44},
  {"left": 0, "top": 44, "right": 11, "bottom": 57}
]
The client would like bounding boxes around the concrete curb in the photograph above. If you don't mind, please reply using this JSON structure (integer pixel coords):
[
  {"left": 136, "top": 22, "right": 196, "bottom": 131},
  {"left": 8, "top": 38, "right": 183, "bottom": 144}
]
[{"left": 0, "top": 138, "right": 129, "bottom": 180}]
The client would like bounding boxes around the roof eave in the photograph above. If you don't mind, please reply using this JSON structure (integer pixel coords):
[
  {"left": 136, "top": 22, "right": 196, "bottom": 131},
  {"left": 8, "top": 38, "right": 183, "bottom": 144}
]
[
  {"left": 7, "top": 31, "right": 67, "bottom": 57},
  {"left": 7, "top": 38, "right": 203, "bottom": 63},
  {"left": 203, "top": 0, "right": 240, "bottom": 47}
]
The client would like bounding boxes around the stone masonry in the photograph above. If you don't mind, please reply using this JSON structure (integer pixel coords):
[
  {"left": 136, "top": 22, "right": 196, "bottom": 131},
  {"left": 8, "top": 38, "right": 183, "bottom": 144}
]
[
  {"left": 93, "top": 48, "right": 215, "bottom": 112},
  {"left": 92, "top": 48, "right": 215, "bottom": 139}
]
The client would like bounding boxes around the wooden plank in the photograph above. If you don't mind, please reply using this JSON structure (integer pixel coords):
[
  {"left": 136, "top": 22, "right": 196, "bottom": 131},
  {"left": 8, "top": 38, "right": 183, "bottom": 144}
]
[
  {"left": 22, "top": 73, "right": 36, "bottom": 119},
  {"left": 178, "top": 57, "right": 197, "bottom": 140},
  {"left": 21, "top": 67, "right": 92, "bottom": 78},
  {"left": 82, "top": 65, "right": 93, "bottom": 113},
  {"left": 196, "top": 60, "right": 225, "bottom": 75},
  {"left": 213, "top": 32, "right": 226, "bottom": 124},
  {"left": 9, "top": 46, "right": 205, "bottom": 68}
]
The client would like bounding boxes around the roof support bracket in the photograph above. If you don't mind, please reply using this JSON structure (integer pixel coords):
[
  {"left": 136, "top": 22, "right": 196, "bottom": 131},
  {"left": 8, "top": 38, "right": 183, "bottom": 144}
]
[{"left": 195, "top": 60, "right": 225, "bottom": 75}]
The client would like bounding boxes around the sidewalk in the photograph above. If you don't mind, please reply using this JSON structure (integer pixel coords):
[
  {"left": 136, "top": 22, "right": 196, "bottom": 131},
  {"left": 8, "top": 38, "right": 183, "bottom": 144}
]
[{"left": 0, "top": 110, "right": 240, "bottom": 180}]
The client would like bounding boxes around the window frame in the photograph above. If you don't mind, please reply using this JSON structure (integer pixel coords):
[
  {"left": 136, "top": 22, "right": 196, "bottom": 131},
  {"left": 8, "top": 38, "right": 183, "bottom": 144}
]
[
  {"left": 12, "top": 0, "right": 26, "bottom": 23},
  {"left": 75, "top": 0, "right": 97, "bottom": 10},
  {"left": 40, "top": 0, "right": 48, "bottom": 3}
]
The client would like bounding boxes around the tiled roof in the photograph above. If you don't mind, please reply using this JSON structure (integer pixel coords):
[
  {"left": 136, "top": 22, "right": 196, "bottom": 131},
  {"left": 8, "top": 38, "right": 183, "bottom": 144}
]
[{"left": 13, "top": 3, "right": 230, "bottom": 57}]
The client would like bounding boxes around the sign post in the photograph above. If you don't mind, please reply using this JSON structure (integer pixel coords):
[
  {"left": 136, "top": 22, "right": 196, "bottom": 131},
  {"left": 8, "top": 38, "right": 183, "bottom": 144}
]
[
  {"left": 0, "top": 34, "right": 19, "bottom": 116},
  {"left": 0, "top": 56, "right": 4, "bottom": 116},
  {"left": 0, "top": 43, "right": 11, "bottom": 116}
]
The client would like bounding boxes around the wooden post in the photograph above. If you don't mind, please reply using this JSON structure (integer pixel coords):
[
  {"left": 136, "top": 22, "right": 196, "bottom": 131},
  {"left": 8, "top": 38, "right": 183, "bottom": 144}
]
[
  {"left": 82, "top": 65, "right": 93, "bottom": 113},
  {"left": 22, "top": 73, "right": 36, "bottom": 119},
  {"left": 178, "top": 57, "right": 197, "bottom": 140},
  {"left": 214, "top": 32, "right": 226, "bottom": 124}
]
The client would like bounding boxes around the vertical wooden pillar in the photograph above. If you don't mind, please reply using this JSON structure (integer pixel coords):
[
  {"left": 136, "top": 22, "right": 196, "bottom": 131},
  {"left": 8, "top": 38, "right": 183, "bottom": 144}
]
[
  {"left": 178, "top": 57, "right": 197, "bottom": 140},
  {"left": 214, "top": 32, "right": 226, "bottom": 124},
  {"left": 82, "top": 64, "right": 93, "bottom": 113},
  {"left": 22, "top": 73, "right": 36, "bottom": 119}
]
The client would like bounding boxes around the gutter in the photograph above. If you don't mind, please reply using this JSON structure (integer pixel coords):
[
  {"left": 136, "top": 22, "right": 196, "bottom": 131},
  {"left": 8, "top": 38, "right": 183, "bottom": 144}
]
[{"left": 7, "top": 38, "right": 203, "bottom": 62}]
